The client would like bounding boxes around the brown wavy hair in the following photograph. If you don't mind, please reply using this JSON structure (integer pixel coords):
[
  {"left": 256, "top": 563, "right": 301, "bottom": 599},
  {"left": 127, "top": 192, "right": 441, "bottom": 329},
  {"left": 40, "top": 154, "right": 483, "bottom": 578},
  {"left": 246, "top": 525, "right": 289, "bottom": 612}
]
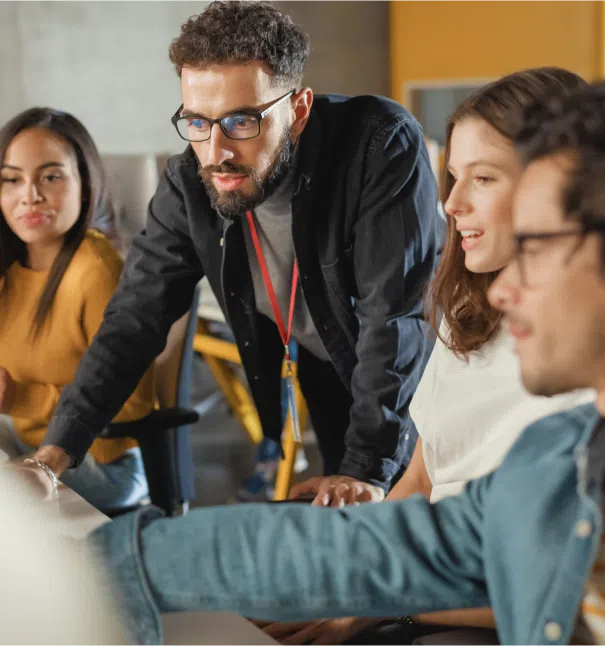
[
  {"left": 428, "top": 67, "right": 587, "bottom": 358},
  {"left": 0, "top": 107, "right": 114, "bottom": 337}
]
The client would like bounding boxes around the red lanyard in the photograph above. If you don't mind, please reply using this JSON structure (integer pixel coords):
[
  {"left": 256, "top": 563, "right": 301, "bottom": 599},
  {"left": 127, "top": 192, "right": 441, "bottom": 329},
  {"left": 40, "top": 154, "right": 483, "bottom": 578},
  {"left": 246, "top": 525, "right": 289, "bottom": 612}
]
[{"left": 245, "top": 210, "right": 299, "bottom": 363}]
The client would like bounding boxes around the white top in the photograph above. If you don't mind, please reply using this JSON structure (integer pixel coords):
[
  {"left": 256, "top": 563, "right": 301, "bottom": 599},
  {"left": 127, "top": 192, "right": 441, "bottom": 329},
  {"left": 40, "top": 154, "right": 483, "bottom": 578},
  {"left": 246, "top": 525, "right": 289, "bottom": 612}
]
[{"left": 410, "top": 323, "right": 594, "bottom": 503}]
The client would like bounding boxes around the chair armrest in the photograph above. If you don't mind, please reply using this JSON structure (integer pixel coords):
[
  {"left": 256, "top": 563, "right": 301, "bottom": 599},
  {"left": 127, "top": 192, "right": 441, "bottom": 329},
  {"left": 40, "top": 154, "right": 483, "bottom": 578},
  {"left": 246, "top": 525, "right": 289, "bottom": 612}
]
[{"left": 100, "top": 407, "right": 199, "bottom": 440}]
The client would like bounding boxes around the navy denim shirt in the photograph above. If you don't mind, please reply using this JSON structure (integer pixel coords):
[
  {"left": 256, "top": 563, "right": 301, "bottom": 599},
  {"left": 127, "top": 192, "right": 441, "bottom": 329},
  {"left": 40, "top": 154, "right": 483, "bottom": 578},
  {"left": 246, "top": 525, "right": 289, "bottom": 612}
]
[
  {"left": 45, "top": 94, "right": 442, "bottom": 488},
  {"left": 91, "top": 404, "right": 604, "bottom": 645}
]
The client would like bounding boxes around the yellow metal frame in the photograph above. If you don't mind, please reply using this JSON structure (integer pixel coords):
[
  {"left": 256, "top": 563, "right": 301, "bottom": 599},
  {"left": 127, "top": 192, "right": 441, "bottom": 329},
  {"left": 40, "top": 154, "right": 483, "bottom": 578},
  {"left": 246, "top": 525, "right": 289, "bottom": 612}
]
[
  {"left": 193, "top": 318, "right": 307, "bottom": 499},
  {"left": 193, "top": 320, "right": 263, "bottom": 444},
  {"left": 274, "top": 358, "right": 309, "bottom": 501}
]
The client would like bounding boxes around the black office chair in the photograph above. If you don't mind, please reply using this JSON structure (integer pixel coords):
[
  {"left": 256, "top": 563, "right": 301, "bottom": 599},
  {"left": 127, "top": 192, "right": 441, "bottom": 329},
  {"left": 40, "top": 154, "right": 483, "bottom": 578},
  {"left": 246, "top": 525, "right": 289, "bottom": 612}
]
[{"left": 100, "top": 285, "right": 200, "bottom": 516}]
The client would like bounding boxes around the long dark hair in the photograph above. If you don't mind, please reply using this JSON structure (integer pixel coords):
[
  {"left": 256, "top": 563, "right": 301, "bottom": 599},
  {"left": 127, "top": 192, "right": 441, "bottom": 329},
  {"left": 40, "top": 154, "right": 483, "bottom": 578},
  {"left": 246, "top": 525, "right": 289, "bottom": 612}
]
[
  {"left": 0, "top": 107, "right": 115, "bottom": 336},
  {"left": 428, "top": 67, "right": 587, "bottom": 358}
]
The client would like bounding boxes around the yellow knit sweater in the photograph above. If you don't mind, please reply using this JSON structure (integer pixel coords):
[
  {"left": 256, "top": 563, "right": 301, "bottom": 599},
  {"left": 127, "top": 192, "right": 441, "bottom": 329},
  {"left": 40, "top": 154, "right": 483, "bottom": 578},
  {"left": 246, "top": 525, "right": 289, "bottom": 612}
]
[{"left": 0, "top": 230, "right": 155, "bottom": 464}]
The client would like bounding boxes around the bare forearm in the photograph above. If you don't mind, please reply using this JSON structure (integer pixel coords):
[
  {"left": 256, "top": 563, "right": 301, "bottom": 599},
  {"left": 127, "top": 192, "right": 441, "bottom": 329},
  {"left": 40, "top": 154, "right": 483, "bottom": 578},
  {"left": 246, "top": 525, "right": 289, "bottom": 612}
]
[
  {"left": 387, "top": 438, "right": 432, "bottom": 501},
  {"left": 387, "top": 470, "right": 431, "bottom": 500}
]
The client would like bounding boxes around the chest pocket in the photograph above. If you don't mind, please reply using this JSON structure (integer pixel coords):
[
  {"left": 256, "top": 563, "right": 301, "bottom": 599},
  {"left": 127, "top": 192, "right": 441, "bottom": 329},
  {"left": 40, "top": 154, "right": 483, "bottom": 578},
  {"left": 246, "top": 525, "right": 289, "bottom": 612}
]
[{"left": 320, "top": 245, "right": 357, "bottom": 315}]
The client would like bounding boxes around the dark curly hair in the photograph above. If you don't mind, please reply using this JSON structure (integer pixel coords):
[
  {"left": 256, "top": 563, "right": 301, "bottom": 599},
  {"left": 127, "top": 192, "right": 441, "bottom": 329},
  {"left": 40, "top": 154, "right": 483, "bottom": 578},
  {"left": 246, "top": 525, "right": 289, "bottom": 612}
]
[
  {"left": 515, "top": 82, "right": 605, "bottom": 232},
  {"left": 169, "top": 1, "right": 310, "bottom": 87},
  {"left": 516, "top": 81, "right": 605, "bottom": 164}
]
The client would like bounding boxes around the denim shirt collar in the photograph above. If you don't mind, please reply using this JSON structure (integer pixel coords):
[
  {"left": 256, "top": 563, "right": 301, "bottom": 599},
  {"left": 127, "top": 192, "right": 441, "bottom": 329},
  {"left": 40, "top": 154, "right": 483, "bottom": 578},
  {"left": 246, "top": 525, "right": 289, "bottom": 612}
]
[{"left": 574, "top": 406, "right": 605, "bottom": 501}]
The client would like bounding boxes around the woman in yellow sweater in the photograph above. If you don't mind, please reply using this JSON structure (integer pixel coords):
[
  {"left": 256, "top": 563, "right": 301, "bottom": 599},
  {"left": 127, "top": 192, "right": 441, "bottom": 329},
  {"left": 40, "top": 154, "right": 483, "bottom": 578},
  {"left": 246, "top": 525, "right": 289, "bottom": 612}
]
[{"left": 0, "top": 107, "right": 155, "bottom": 512}]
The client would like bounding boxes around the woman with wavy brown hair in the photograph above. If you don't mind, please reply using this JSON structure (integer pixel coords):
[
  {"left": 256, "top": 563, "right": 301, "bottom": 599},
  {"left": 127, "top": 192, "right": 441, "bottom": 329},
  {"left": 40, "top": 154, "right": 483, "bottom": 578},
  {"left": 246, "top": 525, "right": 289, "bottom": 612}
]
[{"left": 388, "top": 66, "right": 593, "bottom": 507}]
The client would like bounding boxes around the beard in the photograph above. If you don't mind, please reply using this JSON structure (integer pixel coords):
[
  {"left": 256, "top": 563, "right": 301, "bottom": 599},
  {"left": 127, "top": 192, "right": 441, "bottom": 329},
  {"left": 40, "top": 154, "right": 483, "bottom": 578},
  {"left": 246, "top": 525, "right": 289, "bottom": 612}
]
[{"left": 199, "top": 129, "right": 295, "bottom": 218}]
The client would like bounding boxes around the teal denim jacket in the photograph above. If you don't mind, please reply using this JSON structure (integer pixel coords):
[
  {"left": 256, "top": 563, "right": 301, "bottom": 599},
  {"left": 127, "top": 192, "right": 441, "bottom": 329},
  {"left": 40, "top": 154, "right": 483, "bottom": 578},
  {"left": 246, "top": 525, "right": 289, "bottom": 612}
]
[{"left": 90, "top": 404, "right": 603, "bottom": 645}]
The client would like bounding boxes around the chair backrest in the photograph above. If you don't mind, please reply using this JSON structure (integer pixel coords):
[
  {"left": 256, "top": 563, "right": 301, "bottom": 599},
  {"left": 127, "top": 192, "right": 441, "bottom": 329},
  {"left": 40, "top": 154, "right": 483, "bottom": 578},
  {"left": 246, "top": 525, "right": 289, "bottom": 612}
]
[
  {"left": 101, "top": 154, "right": 200, "bottom": 510},
  {"left": 152, "top": 285, "right": 201, "bottom": 505},
  {"left": 155, "top": 312, "right": 189, "bottom": 409},
  {"left": 155, "top": 152, "right": 174, "bottom": 179},
  {"left": 155, "top": 285, "right": 201, "bottom": 409},
  {"left": 102, "top": 154, "right": 159, "bottom": 251}
]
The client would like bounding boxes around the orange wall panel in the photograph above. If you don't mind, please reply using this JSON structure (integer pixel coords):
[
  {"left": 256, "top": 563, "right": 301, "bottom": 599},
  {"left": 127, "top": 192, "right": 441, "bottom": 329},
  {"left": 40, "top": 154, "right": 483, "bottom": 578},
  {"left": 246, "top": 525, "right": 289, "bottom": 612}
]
[{"left": 390, "top": 1, "right": 603, "bottom": 105}]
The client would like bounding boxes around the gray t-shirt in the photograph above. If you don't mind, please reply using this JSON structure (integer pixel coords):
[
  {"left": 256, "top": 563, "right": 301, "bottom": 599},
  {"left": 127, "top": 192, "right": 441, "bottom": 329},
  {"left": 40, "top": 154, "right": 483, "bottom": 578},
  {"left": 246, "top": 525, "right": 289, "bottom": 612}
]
[{"left": 242, "top": 168, "right": 330, "bottom": 362}]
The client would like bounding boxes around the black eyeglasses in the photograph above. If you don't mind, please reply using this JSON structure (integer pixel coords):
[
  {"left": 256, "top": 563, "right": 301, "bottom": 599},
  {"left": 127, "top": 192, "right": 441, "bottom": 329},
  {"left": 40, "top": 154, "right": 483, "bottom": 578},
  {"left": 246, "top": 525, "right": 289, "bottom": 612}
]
[
  {"left": 171, "top": 90, "right": 295, "bottom": 143},
  {"left": 513, "top": 220, "right": 605, "bottom": 287}
]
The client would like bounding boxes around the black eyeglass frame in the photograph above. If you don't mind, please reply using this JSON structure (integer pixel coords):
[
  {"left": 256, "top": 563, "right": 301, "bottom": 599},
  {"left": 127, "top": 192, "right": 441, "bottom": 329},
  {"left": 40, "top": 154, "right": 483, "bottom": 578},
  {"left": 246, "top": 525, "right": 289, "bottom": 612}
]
[
  {"left": 171, "top": 89, "right": 296, "bottom": 142},
  {"left": 513, "top": 220, "right": 605, "bottom": 287}
]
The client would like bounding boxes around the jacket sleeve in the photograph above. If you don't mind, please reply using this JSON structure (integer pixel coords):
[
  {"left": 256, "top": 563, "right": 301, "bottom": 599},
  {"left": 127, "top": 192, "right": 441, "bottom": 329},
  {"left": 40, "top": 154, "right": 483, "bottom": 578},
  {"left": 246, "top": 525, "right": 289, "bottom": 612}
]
[
  {"left": 80, "top": 255, "right": 156, "bottom": 425},
  {"left": 338, "top": 116, "right": 442, "bottom": 489},
  {"left": 89, "top": 475, "right": 490, "bottom": 644},
  {"left": 42, "top": 163, "right": 204, "bottom": 464}
]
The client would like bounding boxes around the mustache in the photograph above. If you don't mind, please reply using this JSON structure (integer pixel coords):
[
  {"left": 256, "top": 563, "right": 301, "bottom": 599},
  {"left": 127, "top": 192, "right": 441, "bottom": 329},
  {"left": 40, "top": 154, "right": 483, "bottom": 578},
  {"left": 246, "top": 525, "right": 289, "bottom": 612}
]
[{"left": 201, "top": 163, "right": 253, "bottom": 176}]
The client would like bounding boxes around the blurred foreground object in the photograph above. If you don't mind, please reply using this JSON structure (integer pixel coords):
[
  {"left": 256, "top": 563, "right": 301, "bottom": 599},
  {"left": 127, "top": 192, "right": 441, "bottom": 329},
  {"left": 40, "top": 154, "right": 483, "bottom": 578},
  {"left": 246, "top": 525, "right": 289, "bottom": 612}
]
[{"left": 0, "top": 470, "right": 125, "bottom": 644}]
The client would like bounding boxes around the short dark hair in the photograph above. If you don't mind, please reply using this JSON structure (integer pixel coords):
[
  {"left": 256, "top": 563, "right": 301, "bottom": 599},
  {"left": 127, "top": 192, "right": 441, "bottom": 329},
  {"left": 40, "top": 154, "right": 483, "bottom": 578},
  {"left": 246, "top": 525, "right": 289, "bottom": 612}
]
[
  {"left": 169, "top": 1, "right": 310, "bottom": 88},
  {"left": 515, "top": 82, "right": 605, "bottom": 230}
]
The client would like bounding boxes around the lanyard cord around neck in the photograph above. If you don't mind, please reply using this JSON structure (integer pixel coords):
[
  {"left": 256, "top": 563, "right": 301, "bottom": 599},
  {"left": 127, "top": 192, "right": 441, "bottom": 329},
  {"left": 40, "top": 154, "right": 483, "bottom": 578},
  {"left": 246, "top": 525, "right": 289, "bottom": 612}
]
[{"left": 245, "top": 210, "right": 299, "bottom": 362}]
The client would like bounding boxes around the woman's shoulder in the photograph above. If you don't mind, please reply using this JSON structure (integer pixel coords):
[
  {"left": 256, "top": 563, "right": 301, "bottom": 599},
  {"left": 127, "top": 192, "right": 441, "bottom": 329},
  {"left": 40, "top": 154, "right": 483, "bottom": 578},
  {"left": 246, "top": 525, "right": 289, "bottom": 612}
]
[
  {"left": 434, "top": 321, "right": 512, "bottom": 370},
  {"left": 70, "top": 230, "right": 124, "bottom": 284}
]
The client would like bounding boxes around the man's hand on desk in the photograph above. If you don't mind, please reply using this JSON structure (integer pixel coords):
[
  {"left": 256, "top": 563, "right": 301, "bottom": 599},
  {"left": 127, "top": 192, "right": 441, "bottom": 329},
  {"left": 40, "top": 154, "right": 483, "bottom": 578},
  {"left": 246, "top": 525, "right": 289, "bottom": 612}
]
[
  {"left": 289, "top": 475, "right": 385, "bottom": 507},
  {"left": 0, "top": 366, "right": 16, "bottom": 414}
]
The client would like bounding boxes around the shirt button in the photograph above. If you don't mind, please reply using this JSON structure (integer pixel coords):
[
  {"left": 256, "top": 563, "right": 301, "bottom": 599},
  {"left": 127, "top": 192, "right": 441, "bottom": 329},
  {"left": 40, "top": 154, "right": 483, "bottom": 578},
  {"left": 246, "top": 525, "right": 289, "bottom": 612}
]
[
  {"left": 244, "top": 341, "right": 250, "bottom": 347},
  {"left": 544, "top": 622, "right": 562, "bottom": 641},
  {"left": 575, "top": 519, "right": 593, "bottom": 538}
]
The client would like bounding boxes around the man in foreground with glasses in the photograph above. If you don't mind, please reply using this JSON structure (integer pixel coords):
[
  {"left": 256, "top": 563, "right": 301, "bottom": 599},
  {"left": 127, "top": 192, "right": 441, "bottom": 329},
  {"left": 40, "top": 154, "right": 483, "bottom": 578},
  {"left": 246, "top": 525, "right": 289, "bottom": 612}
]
[
  {"left": 20, "top": 0, "right": 442, "bottom": 506},
  {"left": 82, "top": 82, "right": 605, "bottom": 644}
]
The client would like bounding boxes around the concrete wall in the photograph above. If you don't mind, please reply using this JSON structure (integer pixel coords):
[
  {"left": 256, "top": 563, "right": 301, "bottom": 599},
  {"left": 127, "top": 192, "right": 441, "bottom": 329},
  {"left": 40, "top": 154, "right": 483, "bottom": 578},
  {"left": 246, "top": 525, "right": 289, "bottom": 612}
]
[
  {"left": 0, "top": 3, "right": 25, "bottom": 121},
  {"left": 0, "top": 2, "right": 208, "bottom": 154},
  {"left": 0, "top": 1, "right": 389, "bottom": 154},
  {"left": 275, "top": 1, "right": 390, "bottom": 97}
]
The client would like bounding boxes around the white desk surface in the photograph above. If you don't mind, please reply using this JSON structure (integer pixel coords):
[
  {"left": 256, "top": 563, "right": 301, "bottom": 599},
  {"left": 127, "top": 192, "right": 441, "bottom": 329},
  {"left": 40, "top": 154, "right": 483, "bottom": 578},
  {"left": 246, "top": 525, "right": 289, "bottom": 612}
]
[
  {"left": 50, "top": 483, "right": 110, "bottom": 539},
  {"left": 53, "top": 485, "right": 277, "bottom": 645}
]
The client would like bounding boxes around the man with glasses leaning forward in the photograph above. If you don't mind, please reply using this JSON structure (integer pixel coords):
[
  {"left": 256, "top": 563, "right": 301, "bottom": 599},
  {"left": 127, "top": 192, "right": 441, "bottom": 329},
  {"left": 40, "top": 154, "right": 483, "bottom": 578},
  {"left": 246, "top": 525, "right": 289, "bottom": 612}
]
[
  {"left": 17, "top": 1, "right": 441, "bottom": 506},
  {"left": 82, "top": 81, "right": 605, "bottom": 646}
]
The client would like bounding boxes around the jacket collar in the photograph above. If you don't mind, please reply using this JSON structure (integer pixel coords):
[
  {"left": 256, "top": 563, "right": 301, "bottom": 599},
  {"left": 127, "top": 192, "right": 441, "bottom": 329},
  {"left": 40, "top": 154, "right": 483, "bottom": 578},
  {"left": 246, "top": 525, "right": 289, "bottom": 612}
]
[
  {"left": 293, "top": 108, "right": 321, "bottom": 194},
  {"left": 573, "top": 404, "right": 605, "bottom": 498}
]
